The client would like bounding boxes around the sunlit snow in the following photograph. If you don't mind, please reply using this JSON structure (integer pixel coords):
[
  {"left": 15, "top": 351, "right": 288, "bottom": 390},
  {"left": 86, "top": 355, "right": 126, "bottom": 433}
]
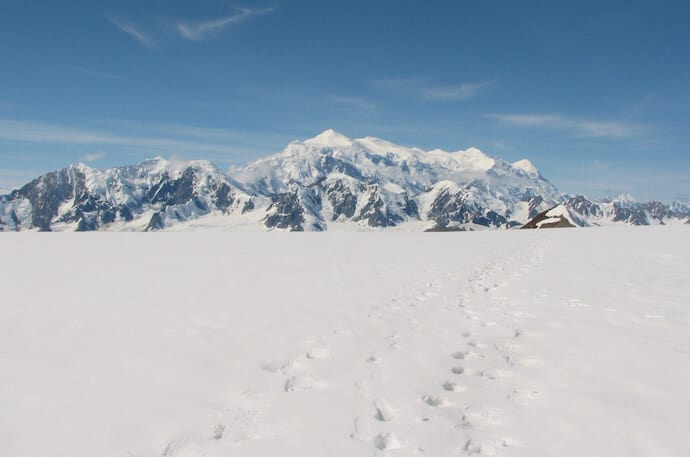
[{"left": 1, "top": 227, "right": 688, "bottom": 456}]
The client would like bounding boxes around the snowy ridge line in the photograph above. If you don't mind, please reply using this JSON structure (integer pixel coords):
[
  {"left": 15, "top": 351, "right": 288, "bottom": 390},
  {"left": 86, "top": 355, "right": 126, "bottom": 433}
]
[{"left": 2, "top": 129, "right": 688, "bottom": 232}]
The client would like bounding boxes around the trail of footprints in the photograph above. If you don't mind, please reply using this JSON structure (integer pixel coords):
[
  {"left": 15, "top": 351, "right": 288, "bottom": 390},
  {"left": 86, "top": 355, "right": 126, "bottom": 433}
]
[
  {"left": 260, "top": 344, "right": 333, "bottom": 394},
  {"left": 351, "top": 241, "right": 549, "bottom": 455},
  {"left": 162, "top": 241, "right": 550, "bottom": 456}
]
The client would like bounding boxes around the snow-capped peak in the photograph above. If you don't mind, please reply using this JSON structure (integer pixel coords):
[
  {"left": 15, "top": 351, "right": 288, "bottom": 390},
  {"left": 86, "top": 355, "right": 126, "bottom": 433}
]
[
  {"left": 304, "top": 129, "right": 353, "bottom": 148},
  {"left": 67, "top": 162, "right": 92, "bottom": 173},
  {"left": 454, "top": 147, "right": 496, "bottom": 170},
  {"left": 610, "top": 193, "right": 636, "bottom": 204},
  {"left": 135, "top": 156, "right": 223, "bottom": 178},
  {"left": 512, "top": 159, "right": 540, "bottom": 177}
]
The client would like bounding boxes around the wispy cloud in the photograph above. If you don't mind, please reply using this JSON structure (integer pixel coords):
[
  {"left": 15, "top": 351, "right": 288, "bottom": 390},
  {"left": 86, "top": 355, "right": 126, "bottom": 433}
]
[
  {"left": 324, "top": 95, "right": 377, "bottom": 111},
  {"left": 84, "top": 118, "right": 287, "bottom": 148},
  {"left": 422, "top": 81, "right": 493, "bottom": 101},
  {"left": 107, "top": 16, "right": 157, "bottom": 49},
  {"left": 70, "top": 66, "right": 127, "bottom": 82},
  {"left": 177, "top": 7, "right": 276, "bottom": 41},
  {"left": 486, "top": 113, "right": 640, "bottom": 138},
  {"left": 371, "top": 78, "right": 492, "bottom": 102},
  {"left": 82, "top": 151, "right": 106, "bottom": 162},
  {"left": 0, "top": 119, "right": 269, "bottom": 159}
]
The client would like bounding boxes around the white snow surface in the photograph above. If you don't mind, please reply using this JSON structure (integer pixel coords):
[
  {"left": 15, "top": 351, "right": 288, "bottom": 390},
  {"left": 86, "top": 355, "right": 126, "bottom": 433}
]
[
  {"left": 535, "top": 204, "right": 581, "bottom": 228},
  {"left": 1, "top": 227, "right": 689, "bottom": 457},
  {"left": 231, "top": 130, "right": 554, "bottom": 199}
]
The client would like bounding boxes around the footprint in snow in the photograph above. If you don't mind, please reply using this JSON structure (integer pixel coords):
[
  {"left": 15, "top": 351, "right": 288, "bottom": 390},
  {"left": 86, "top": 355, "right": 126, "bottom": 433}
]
[
  {"left": 479, "top": 369, "right": 514, "bottom": 381},
  {"left": 451, "top": 366, "right": 476, "bottom": 375},
  {"left": 373, "top": 400, "right": 396, "bottom": 422},
  {"left": 373, "top": 432, "right": 402, "bottom": 450},
  {"left": 507, "top": 388, "right": 541, "bottom": 405},
  {"left": 467, "top": 340, "right": 486, "bottom": 349},
  {"left": 422, "top": 394, "right": 448, "bottom": 407},
  {"left": 283, "top": 375, "right": 328, "bottom": 392},
  {"left": 463, "top": 438, "right": 510, "bottom": 456},
  {"left": 305, "top": 347, "right": 331, "bottom": 359},
  {"left": 442, "top": 380, "right": 465, "bottom": 392},
  {"left": 260, "top": 357, "right": 299, "bottom": 374},
  {"left": 212, "top": 423, "right": 225, "bottom": 440},
  {"left": 456, "top": 407, "right": 505, "bottom": 429},
  {"left": 452, "top": 350, "right": 480, "bottom": 360}
]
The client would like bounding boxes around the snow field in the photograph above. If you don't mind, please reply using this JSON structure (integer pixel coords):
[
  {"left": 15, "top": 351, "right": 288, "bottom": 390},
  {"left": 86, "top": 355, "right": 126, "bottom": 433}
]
[{"left": 0, "top": 226, "right": 688, "bottom": 456}]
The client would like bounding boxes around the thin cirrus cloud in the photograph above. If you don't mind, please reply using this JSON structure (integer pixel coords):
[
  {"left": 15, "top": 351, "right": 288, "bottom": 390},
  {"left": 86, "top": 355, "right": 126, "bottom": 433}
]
[
  {"left": 371, "top": 78, "right": 492, "bottom": 102},
  {"left": 486, "top": 113, "right": 640, "bottom": 139},
  {"left": 82, "top": 151, "right": 106, "bottom": 162},
  {"left": 422, "top": 80, "right": 493, "bottom": 101},
  {"left": 176, "top": 7, "right": 276, "bottom": 41},
  {"left": 0, "top": 119, "right": 272, "bottom": 159},
  {"left": 107, "top": 16, "right": 157, "bottom": 49},
  {"left": 324, "top": 95, "right": 377, "bottom": 111}
]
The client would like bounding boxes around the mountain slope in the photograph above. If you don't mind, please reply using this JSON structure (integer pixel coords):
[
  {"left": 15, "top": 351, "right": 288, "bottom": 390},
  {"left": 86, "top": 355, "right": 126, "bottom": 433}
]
[
  {"left": 522, "top": 196, "right": 690, "bottom": 229},
  {"left": 230, "top": 129, "right": 560, "bottom": 231},
  {"left": 1, "top": 130, "right": 688, "bottom": 231},
  {"left": 0, "top": 158, "right": 254, "bottom": 231}
]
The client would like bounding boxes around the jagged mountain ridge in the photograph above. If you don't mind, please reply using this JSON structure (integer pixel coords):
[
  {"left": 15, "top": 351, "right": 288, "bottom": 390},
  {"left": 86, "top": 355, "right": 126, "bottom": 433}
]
[
  {"left": 0, "top": 159, "right": 254, "bottom": 232},
  {"left": 522, "top": 196, "right": 690, "bottom": 229},
  {"left": 1, "top": 129, "right": 688, "bottom": 231}
]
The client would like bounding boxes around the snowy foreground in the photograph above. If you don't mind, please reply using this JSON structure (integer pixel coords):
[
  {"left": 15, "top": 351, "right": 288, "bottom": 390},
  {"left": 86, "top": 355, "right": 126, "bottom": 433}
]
[{"left": 1, "top": 227, "right": 689, "bottom": 457}]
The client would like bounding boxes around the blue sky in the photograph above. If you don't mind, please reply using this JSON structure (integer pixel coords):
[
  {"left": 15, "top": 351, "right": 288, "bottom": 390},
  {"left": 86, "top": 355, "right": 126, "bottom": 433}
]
[{"left": 1, "top": 0, "right": 688, "bottom": 201}]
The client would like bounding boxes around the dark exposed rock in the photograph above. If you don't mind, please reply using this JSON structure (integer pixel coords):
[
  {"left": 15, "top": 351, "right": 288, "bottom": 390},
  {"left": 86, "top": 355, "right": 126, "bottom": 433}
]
[
  {"left": 612, "top": 203, "right": 648, "bottom": 225},
  {"left": 242, "top": 199, "right": 255, "bottom": 214},
  {"left": 365, "top": 151, "right": 397, "bottom": 167},
  {"left": 320, "top": 155, "right": 364, "bottom": 180},
  {"left": 213, "top": 182, "right": 235, "bottom": 213},
  {"left": 400, "top": 193, "right": 419, "bottom": 218},
  {"left": 472, "top": 210, "right": 508, "bottom": 228},
  {"left": 12, "top": 167, "right": 84, "bottom": 231},
  {"left": 264, "top": 191, "right": 305, "bottom": 231},
  {"left": 522, "top": 207, "right": 575, "bottom": 229},
  {"left": 424, "top": 224, "right": 471, "bottom": 232},
  {"left": 325, "top": 179, "right": 360, "bottom": 220},
  {"left": 642, "top": 201, "right": 672, "bottom": 223},
  {"left": 76, "top": 216, "right": 98, "bottom": 232},
  {"left": 527, "top": 196, "right": 545, "bottom": 219},
  {"left": 10, "top": 210, "right": 20, "bottom": 228},
  {"left": 145, "top": 212, "right": 165, "bottom": 231},
  {"left": 355, "top": 186, "right": 402, "bottom": 227},
  {"left": 426, "top": 187, "right": 473, "bottom": 229},
  {"left": 564, "top": 195, "right": 602, "bottom": 218},
  {"left": 119, "top": 206, "right": 134, "bottom": 221}
]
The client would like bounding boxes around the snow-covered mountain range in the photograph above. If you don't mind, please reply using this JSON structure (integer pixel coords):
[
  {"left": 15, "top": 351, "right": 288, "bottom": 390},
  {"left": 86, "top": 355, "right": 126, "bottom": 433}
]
[{"left": 1, "top": 129, "right": 688, "bottom": 231}]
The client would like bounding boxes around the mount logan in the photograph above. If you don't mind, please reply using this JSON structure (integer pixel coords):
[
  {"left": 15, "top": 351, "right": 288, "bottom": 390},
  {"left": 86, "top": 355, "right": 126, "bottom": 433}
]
[{"left": 1, "top": 129, "right": 688, "bottom": 232}]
